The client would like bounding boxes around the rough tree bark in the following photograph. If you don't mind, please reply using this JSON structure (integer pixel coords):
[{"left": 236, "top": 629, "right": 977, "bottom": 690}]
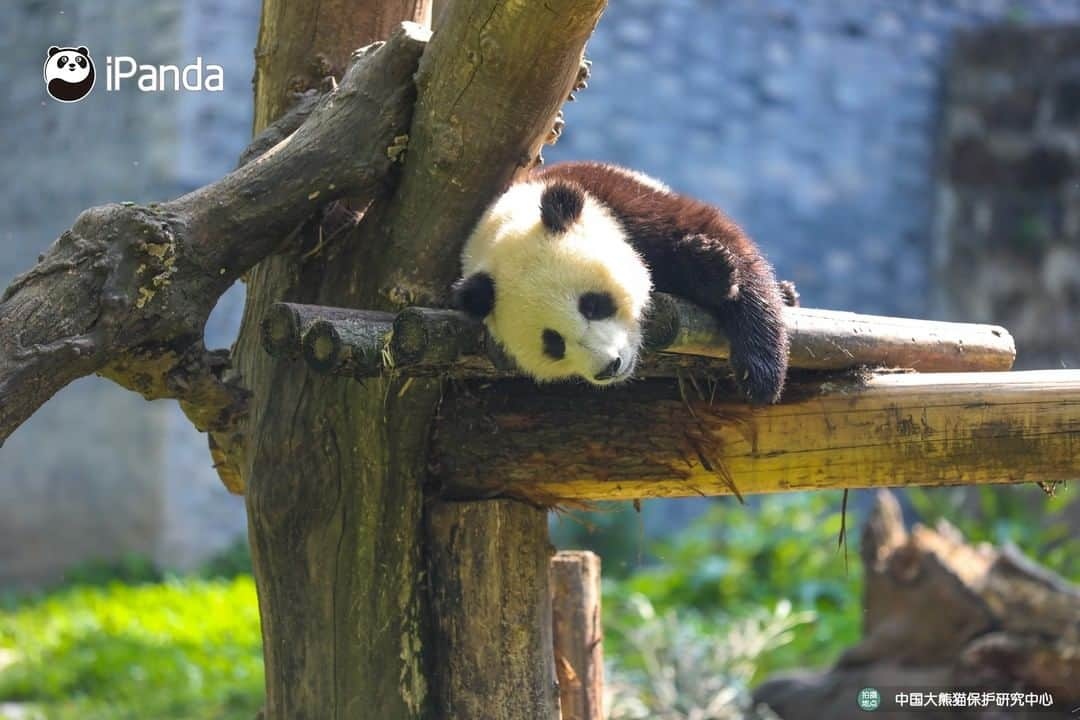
[
  {"left": 431, "top": 370, "right": 1080, "bottom": 503},
  {"left": 232, "top": 1, "right": 604, "bottom": 717},
  {"left": 427, "top": 501, "right": 560, "bottom": 719},
  {"left": 0, "top": 27, "right": 425, "bottom": 455}
]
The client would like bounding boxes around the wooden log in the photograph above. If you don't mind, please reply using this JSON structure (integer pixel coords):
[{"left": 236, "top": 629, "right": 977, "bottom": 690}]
[
  {"left": 391, "top": 307, "right": 485, "bottom": 366},
  {"left": 550, "top": 551, "right": 604, "bottom": 720},
  {"left": 426, "top": 499, "right": 560, "bottom": 720},
  {"left": 649, "top": 293, "right": 1016, "bottom": 371},
  {"left": 263, "top": 295, "right": 1016, "bottom": 378},
  {"left": 431, "top": 370, "right": 1080, "bottom": 504},
  {"left": 302, "top": 312, "right": 394, "bottom": 377},
  {"left": 260, "top": 302, "right": 380, "bottom": 360}
]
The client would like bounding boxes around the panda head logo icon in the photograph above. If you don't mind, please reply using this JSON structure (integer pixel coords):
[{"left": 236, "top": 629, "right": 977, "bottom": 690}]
[{"left": 44, "top": 46, "right": 95, "bottom": 102}]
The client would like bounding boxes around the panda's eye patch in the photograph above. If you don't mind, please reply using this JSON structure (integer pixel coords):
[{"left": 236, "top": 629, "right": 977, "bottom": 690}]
[
  {"left": 542, "top": 329, "right": 566, "bottom": 360},
  {"left": 57, "top": 55, "right": 68, "bottom": 66},
  {"left": 578, "top": 291, "right": 616, "bottom": 320},
  {"left": 76, "top": 56, "right": 86, "bottom": 67}
]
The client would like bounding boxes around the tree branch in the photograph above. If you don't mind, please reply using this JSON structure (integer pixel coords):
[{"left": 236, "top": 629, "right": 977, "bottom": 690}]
[{"left": 0, "top": 24, "right": 430, "bottom": 447}]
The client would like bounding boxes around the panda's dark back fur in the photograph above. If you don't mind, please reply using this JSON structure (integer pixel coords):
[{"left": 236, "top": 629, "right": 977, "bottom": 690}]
[{"left": 528, "top": 161, "right": 790, "bottom": 404}]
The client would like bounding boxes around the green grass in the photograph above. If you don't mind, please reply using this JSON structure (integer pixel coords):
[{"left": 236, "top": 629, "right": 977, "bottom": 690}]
[
  {"left": 1, "top": 487, "right": 1071, "bottom": 719},
  {"left": 560, "top": 492, "right": 862, "bottom": 680},
  {"left": 0, "top": 577, "right": 263, "bottom": 720}
]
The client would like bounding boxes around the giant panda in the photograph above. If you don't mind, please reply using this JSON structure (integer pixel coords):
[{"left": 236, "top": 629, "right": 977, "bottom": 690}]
[{"left": 452, "top": 161, "right": 792, "bottom": 404}]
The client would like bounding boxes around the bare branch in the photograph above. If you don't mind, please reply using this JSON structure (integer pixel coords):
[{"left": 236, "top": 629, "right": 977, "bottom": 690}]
[{"left": 0, "top": 24, "right": 430, "bottom": 446}]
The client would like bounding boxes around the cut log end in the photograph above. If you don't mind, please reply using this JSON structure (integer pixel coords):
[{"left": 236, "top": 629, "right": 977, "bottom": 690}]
[
  {"left": 261, "top": 303, "right": 302, "bottom": 359},
  {"left": 302, "top": 320, "right": 344, "bottom": 374}
]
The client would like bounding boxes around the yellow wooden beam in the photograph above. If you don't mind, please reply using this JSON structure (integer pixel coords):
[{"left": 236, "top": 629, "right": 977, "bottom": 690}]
[{"left": 434, "top": 370, "right": 1080, "bottom": 503}]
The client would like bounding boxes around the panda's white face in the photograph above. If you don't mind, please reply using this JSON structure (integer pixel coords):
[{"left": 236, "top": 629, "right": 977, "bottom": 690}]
[
  {"left": 457, "top": 180, "right": 652, "bottom": 386},
  {"left": 45, "top": 48, "right": 92, "bottom": 84}
]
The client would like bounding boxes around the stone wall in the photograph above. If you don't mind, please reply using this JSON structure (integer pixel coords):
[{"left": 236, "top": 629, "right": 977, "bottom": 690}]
[
  {"left": 5, "top": 1, "right": 1080, "bottom": 584},
  {"left": 0, "top": 0, "right": 258, "bottom": 588},
  {"left": 934, "top": 24, "right": 1080, "bottom": 370},
  {"left": 549, "top": 0, "right": 1080, "bottom": 317}
]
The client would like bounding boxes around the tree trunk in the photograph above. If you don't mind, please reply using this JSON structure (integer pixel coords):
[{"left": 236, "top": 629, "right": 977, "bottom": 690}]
[
  {"left": 236, "top": 3, "right": 433, "bottom": 718},
  {"left": 427, "top": 500, "right": 560, "bottom": 719},
  {"left": 233, "top": 0, "right": 604, "bottom": 717}
]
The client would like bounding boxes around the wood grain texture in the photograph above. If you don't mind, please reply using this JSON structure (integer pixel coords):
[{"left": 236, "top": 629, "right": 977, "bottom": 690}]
[
  {"left": 433, "top": 370, "right": 1080, "bottom": 503},
  {"left": 231, "top": 0, "right": 606, "bottom": 717},
  {"left": 652, "top": 293, "right": 1016, "bottom": 372},
  {"left": 368, "top": 0, "right": 609, "bottom": 308},
  {"left": 551, "top": 551, "right": 604, "bottom": 720},
  {"left": 235, "top": 4, "right": 434, "bottom": 719},
  {"left": 427, "top": 500, "right": 560, "bottom": 720}
]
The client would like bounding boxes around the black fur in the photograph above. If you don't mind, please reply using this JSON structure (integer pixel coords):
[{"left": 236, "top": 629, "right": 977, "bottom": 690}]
[
  {"left": 451, "top": 272, "right": 495, "bottom": 319},
  {"left": 539, "top": 180, "right": 585, "bottom": 234},
  {"left": 579, "top": 291, "right": 616, "bottom": 320},
  {"left": 533, "top": 162, "right": 789, "bottom": 404},
  {"left": 542, "top": 329, "right": 566, "bottom": 360}
]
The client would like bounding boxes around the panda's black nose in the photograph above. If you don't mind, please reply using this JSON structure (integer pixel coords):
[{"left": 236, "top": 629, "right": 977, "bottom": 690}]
[{"left": 594, "top": 357, "right": 622, "bottom": 381}]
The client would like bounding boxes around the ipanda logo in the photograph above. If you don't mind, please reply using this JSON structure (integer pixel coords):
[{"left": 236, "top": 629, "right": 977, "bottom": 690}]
[
  {"left": 44, "top": 45, "right": 223, "bottom": 103},
  {"left": 44, "top": 46, "right": 95, "bottom": 102}
]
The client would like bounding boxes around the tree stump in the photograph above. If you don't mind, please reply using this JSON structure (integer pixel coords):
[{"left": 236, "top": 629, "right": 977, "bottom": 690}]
[{"left": 754, "top": 490, "right": 1080, "bottom": 719}]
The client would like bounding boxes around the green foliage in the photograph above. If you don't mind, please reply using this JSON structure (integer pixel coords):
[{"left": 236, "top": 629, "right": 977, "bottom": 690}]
[
  {"left": 58, "top": 554, "right": 164, "bottom": 589},
  {"left": 586, "top": 492, "right": 861, "bottom": 680},
  {"left": 0, "top": 578, "right": 263, "bottom": 720},
  {"left": 908, "top": 484, "right": 1080, "bottom": 581},
  {"left": 606, "top": 595, "right": 809, "bottom": 720},
  {"left": 197, "top": 540, "right": 254, "bottom": 581},
  {"left": 2, "top": 487, "right": 1070, "bottom": 719}
]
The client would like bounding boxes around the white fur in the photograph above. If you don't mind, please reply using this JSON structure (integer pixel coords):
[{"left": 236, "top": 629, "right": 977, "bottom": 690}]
[{"left": 461, "top": 180, "right": 652, "bottom": 385}]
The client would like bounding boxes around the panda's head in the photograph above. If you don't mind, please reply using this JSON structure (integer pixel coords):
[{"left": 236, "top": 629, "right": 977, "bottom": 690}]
[
  {"left": 44, "top": 46, "right": 95, "bottom": 102},
  {"left": 454, "top": 179, "right": 652, "bottom": 386}
]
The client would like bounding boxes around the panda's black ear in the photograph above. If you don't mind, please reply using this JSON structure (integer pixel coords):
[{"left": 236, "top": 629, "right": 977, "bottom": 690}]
[
  {"left": 76, "top": 47, "right": 89, "bottom": 56},
  {"left": 540, "top": 181, "right": 585, "bottom": 234},
  {"left": 48, "top": 46, "right": 61, "bottom": 57},
  {"left": 451, "top": 272, "right": 495, "bottom": 319}
]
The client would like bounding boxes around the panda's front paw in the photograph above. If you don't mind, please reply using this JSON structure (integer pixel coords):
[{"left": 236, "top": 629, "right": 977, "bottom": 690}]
[{"left": 730, "top": 346, "right": 787, "bottom": 405}]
